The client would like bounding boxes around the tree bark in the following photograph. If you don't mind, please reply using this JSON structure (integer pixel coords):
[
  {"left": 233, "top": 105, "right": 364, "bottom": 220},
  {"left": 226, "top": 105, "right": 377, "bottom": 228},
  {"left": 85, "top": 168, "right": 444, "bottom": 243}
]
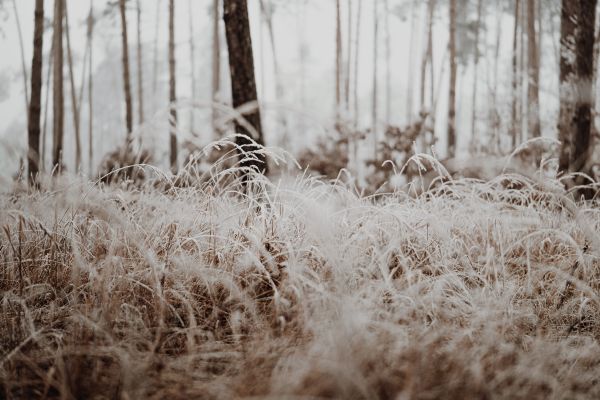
[
  {"left": 471, "top": 0, "right": 482, "bottom": 148},
  {"left": 448, "top": 0, "right": 457, "bottom": 157},
  {"left": 372, "top": 0, "right": 378, "bottom": 158},
  {"left": 511, "top": 0, "right": 520, "bottom": 148},
  {"left": 335, "top": 0, "right": 342, "bottom": 121},
  {"left": 88, "top": 0, "right": 94, "bottom": 176},
  {"left": 223, "top": 0, "right": 268, "bottom": 176},
  {"left": 527, "top": 0, "right": 541, "bottom": 137},
  {"left": 64, "top": 5, "right": 82, "bottom": 172},
  {"left": 119, "top": 0, "right": 133, "bottom": 138},
  {"left": 137, "top": 0, "right": 144, "bottom": 125},
  {"left": 12, "top": 0, "right": 30, "bottom": 117},
  {"left": 28, "top": 0, "right": 44, "bottom": 185},
  {"left": 212, "top": 0, "right": 221, "bottom": 137},
  {"left": 168, "top": 0, "right": 178, "bottom": 173},
  {"left": 52, "top": 0, "right": 64, "bottom": 172},
  {"left": 558, "top": 0, "right": 597, "bottom": 181},
  {"left": 188, "top": 0, "right": 195, "bottom": 133}
]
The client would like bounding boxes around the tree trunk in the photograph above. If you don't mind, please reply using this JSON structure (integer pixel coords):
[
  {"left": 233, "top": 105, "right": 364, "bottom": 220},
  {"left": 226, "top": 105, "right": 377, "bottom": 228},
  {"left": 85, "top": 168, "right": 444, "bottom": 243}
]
[
  {"left": 558, "top": 0, "right": 597, "bottom": 183},
  {"left": 406, "top": 0, "right": 417, "bottom": 124},
  {"left": 372, "top": 0, "right": 378, "bottom": 158},
  {"left": 28, "top": 0, "right": 44, "bottom": 185},
  {"left": 88, "top": 0, "right": 94, "bottom": 175},
  {"left": 259, "top": 0, "right": 288, "bottom": 143},
  {"left": 52, "top": 0, "right": 64, "bottom": 172},
  {"left": 152, "top": 0, "right": 161, "bottom": 113},
  {"left": 353, "top": 0, "right": 362, "bottom": 128},
  {"left": 212, "top": 0, "right": 221, "bottom": 137},
  {"left": 335, "top": 0, "right": 342, "bottom": 121},
  {"left": 12, "top": 0, "right": 30, "bottom": 117},
  {"left": 64, "top": 5, "right": 82, "bottom": 172},
  {"left": 345, "top": 0, "right": 352, "bottom": 110},
  {"left": 137, "top": 0, "right": 144, "bottom": 125},
  {"left": 188, "top": 0, "right": 196, "bottom": 133},
  {"left": 119, "top": 0, "right": 133, "bottom": 138},
  {"left": 448, "top": 0, "right": 457, "bottom": 157},
  {"left": 527, "top": 0, "right": 541, "bottom": 137},
  {"left": 471, "top": 0, "right": 482, "bottom": 149},
  {"left": 223, "top": 0, "right": 268, "bottom": 177},
  {"left": 41, "top": 44, "right": 54, "bottom": 173},
  {"left": 384, "top": 0, "right": 391, "bottom": 126},
  {"left": 511, "top": 0, "right": 520, "bottom": 148},
  {"left": 168, "top": 0, "right": 178, "bottom": 173}
]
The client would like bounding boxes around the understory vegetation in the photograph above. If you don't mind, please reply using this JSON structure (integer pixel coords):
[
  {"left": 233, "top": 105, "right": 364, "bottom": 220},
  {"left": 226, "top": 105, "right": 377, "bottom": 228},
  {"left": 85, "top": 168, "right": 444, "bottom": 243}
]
[{"left": 2, "top": 145, "right": 600, "bottom": 399}]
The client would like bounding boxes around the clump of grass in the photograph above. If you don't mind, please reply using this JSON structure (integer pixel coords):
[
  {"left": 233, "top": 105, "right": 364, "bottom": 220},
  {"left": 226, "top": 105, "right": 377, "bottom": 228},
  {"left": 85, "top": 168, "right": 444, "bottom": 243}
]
[{"left": 1, "top": 147, "right": 600, "bottom": 399}]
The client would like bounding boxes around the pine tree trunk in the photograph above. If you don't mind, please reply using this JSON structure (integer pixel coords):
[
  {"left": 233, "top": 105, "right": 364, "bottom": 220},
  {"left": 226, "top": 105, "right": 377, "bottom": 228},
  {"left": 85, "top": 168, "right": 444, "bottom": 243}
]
[
  {"left": 52, "top": 0, "right": 64, "bottom": 172},
  {"left": 152, "top": 0, "right": 161, "bottom": 113},
  {"left": 558, "top": 0, "right": 597, "bottom": 183},
  {"left": 527, "top": 0, "right": 541, "bottom": 137},
  {"left": 137, "top": 0, "right": 144, "bottom": 125},
  {"left": 471, "top": 0, "right": 482, "bottom": 148},
  {"left": 212, "top": 0, "right": 221, "bottom": 137},
  {"left": 223, "top": 0, "right": 268, "bottom": 176},
  {"left": 384, "top": 0, "right": 391, "bottom": 126},
  {"left": 41, "top": 45, "right": 54, "bottom": 173},
  {"left": 372, "top": 0, "right": 378, "bottom": 158},
  {"left": 345, "top": 0, "right": 352, "bottom": 111},
  {"left": 335, "top": 0, "right": 342, "bottom": 121},
  {"left": 188, "top": 0, "right": 196, "bottom": 133},
  {"left": 88, "top": 0, "right": 94, "bottom": 176},
  {"left": 64, "top": 5, "right": 82, "bottom": 172},
  {"left": 448, "top": 0, "right": 457, "bottom": 157},
  {"left": 511, "top": 0, "right": 520, "bottom": 148},
  {"left": 119, "top": 0, "right": 133, "bottom": 138},
  {"left": 168, "top": 0, "right": 178, "bottom": 173},
  {"left": 406, "top": 1, "right": 416, "bottom": 124},
  {"left": 28, "top": 0, "right": 44, "bottom": 185},
  {"left": 353, "top": 0, "right": 362, "bottom": 127},
  {"left": 12, "top": 0, "right": 30, "bottom": 117}
]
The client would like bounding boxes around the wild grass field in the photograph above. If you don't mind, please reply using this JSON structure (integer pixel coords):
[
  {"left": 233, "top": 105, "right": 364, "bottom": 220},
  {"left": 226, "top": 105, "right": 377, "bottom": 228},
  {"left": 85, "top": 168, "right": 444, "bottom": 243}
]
[{"left": 1, "top": 147, "right": 600, "bottom": 399}]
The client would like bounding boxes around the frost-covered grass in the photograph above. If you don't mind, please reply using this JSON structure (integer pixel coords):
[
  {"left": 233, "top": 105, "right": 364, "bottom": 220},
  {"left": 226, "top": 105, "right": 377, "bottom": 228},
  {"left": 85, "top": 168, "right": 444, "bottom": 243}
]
[{"left": 1, "top": 160, "right": 600, "bottom": 399}]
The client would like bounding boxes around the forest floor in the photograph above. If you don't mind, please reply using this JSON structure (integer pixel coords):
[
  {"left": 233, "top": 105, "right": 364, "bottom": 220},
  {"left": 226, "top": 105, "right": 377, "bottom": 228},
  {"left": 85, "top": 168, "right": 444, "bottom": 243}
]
[{"left": 1, "top": 161, "right": 600, "bottom": 399}]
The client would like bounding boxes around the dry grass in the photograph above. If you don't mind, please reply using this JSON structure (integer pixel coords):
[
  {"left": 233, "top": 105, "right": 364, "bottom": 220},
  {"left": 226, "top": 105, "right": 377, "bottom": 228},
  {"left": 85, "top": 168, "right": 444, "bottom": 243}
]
[{"left": 1, "top": 156, "right": 600, "bottom": 399}]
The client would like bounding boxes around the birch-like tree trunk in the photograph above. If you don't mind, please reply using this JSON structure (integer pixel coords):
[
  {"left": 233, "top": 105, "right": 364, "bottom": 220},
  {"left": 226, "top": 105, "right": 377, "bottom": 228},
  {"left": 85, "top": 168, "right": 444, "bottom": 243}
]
[{"left": 64, "top": 5, "right": 82, "bottom": 172}]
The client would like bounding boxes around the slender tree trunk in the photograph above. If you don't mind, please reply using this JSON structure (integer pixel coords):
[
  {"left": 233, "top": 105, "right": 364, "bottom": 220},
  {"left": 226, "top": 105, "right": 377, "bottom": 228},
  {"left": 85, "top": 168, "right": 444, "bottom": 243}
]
[
  {"left": 448, "top": 0, "right": 457, "bottom": 157},
  {"left": 119, "top": 0, "right": 133, "bottom": 139},
  {"left": 420, "top": 0, "right": 435, "bottom": 114},
  {"left": 188, "top": 0, "right": 196, "bottom": 133},
  {"left": 519, "top": 0, "right": 526, "bottom": 143},
  {"left": 471, "top": 0, "right": 482, "bottom": 149},
  {"left": 41, "top": 44, "right": 54, "bottom": 173},
  {"left": 353, "top": 0, "right": 362, "bottom": 128},
  {"left": 527, "top": 0, "right": 541, "bottom": 138},
  {"left": 168, "top": 0, "right": 178, "bottom": 173},
  {"left": 335, "top": 0, "right": 342, "bottom": 121},
  {"left": 558, "top": 0, "right": 597, "bottom": 183},
  {"left": 223, "top": 0, "right": 268, "bottom": 177},
  {"left": 511, "top": 0, "right": 520, "bottom": 148},
  {"left": 137, "top": 0, "right": 144, "bottom": 125},
  {"left": 406, "top": 1, "right": 416, "bottom": 124},
  {"left": 88, "top": 0, "right": 94, "bottom": 175},
  {"left": 64, "top": 5, "right": 82, "bottom": 172},
  {"left": 152, "top": 0, "right": 161, "bottom": 113},
  {"left": 28, "top": 0, "right": 44, "bottom": 185},
  {"left": 12, "top": 0, "right": 30, "bottom": 117},
  {"left": 259, "top": 0, "right": 288, "bottom": 143},
  {"left": 384, "top": 0, "right": 391, "bottom": 126},
  {"left": 372, "top": 0, "right": 378, "bottom": 158},
  {"left": 345, "top": 0, "right": 353, "bottom": 110},
  {"left": 52, "top": 0, "right": 64, "bottom": 172},
  {"left": 212, "top": 0, "right": 221, "bottom": 137}
]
